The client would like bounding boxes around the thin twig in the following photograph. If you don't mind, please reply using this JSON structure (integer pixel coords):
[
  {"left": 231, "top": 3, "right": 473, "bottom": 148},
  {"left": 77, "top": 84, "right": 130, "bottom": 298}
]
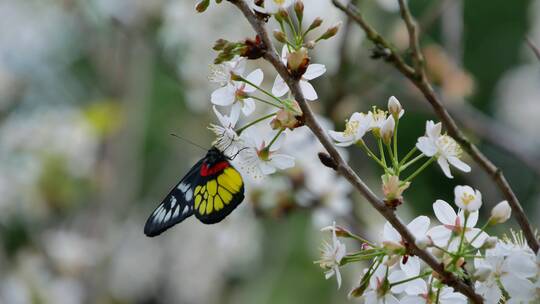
[
  {"left": 333, "top": 0, "right": 539, "bottom": 254},
  {"left": 526, "top": 37, "right": 540, "bottom": 62},
  {"left": 226, "top": 0, "right": 484, "bottom": 302},
  {"left": 397, "top": 0, "right": 423, "bottom": 72},
  {"left": 419, "top": 0, "right": 455, "bottom": 31}
]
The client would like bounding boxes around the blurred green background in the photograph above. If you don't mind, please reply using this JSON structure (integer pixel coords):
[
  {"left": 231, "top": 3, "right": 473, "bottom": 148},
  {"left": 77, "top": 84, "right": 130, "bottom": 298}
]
[{"left": 0, "top": 0, "right": 539, "bottom": 303}]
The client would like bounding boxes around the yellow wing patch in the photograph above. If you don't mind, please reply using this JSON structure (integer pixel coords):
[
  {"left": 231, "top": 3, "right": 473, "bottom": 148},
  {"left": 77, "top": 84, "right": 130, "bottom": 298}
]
[{"left": 194, "top": 168, "right": 243, "bottom": 217}]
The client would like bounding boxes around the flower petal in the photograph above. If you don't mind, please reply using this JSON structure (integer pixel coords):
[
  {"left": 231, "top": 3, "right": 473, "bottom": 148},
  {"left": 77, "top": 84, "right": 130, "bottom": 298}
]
[
  {"left": 465, "top": 228, "right": 488, "bottom": 248},
  {"left": 401, "top": 296, "right": 426, "bottom": 304},
  {"left": 241, "top": 98, "right": 256, "bottom": 116},
  {"left": 328, "top": 130, "right": 352, "bottom": 143},
  {"left": 433, "top": 200, "right": 457, "bottom": 225},
  {"left": 426, "top": 120, "right": 442, "bottom": 138},
  {"left": 270, "top": 154, "right": 295, "bottom": 170},
  {"left": 447, "top": 156, "right": 471, "bottom": 173},
  {"left": 259, "top": 161, "right": 276, "bottom": 175},
  {"left": 404, "top": 278, "right": 427, "bottom": 295},
  {"left": 427, "top": 225, "right": 451, "bottom": 247},
  {"left": 407, "top": 216, "right": 430, "bottom": 239},
  {"left": 500, "top": 273, "right": 535, "bottom": 301},
  {"left": 383, "top": 221, "right": 402, "bottom": 243},
  {"left": 505, "top": 251, "right": 536, "bottom": 278},
  {"left": 303, "top": 64, "right": 326, "bottom": 80},
  {"left": 439, "top": 287, "right": 467, "bottom": 304},
  {"left": 272, "top": 75, "right": 289, "bottom": 97},
  {"left": 211, "top": 85, "right": 235, "bottom": 106},
  {"left": 416, "top": 137, "right": 437, "bottom": 156},
  {"left": 400, "top": 256, "right": 420, "bottom": 276},
  {"left": 437, "top": 156, "right": 453, "bottom": 178},
  {"left": 244, "top": 69, "right": 264, "bottom": 92},
  {"left": 300, "top": 80, "right": 318, "bottom": 101}
]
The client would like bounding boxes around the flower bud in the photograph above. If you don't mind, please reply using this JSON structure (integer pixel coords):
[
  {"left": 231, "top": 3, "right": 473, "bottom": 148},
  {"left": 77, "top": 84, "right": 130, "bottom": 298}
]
[
  {"left": 277, "top": 8, "right": 289, "bottom": 20},
  {"left": 287, "top": 47, "right": 310, "bottom": 78},
  {"left": 483, "top": 236, "right": 498, "bottom": 249},
  {"left": 321, "top": 223, "right": 358, "bottom": 239},
  {"left": 195, "top": 0, "right": 210, "bottom": 12},
  {"left": 213, "top": 39, "right": 229, "bottom": 51},
  {"left": 387, "top": 96, "right": 404, "bottom": 119},
  {"left": 273, "top": 30, "right": 287, "bottom": 43},
  {"left": 382, "top": 175, "right": 410, "bottom": 203},
  {"left": 240, "top": 35, "right": 265, "bottom": 60},
  {"left": 348, "top": 276, "right": 370, "bottom": 298},
  {"left": 489, "top": 200, "right": 511, "bottom": 225},
  {"left": 317, "top": 21, "right": 342, "bottom": 41},
  {"left": 307, "top": 17, "right": 323, "bottom": 32},
  {"left": 455, "top": 257, "right": 465, "bottom": 268},
  {"left": 305, "top": 40, "right": 316, "bottom": 49},
  {"left": 271, "top": 108, "right": 303, "bottom": 130},
  {"left": 381, "top": 116, "right": 395, "bottom": 145},
  {"left": 294, "top": 0, "right": 304, "bottom": 20}
]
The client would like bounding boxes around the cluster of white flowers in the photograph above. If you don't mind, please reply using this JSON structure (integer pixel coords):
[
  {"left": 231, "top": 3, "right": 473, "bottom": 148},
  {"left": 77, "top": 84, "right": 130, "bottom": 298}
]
[
  {"left": 318, "top": 183, "right": 540, "bottom": 303},
  {"left": 201, "top": 0, "right": 355, "bottom": 229},
  {"left": 204, "top": 0, "right": 343, "bottom": 181},
  {"left": 208, "top": 55, "right": 299, "bottom": 179},
  {"left": 329, "top": 96, "right": 470, "bottom": 183},
  {"left": 318, "top": 95, "right": 539, "bottom": 302}
]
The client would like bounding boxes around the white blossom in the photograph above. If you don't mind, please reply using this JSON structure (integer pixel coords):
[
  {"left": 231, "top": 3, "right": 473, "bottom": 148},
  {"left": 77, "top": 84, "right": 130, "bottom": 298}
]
[
  {"left": 454, "top": 185, "right": 482, "bottom": 212},
  {"left": 387, "top": 256, "right": 425, "bottom": 294},
  {"left": 363, "top": 262, "right": 401, "bottom": 304},
  {"left": 209, "top": 106, "right": 242, "bottom": 156},
  {"left": 328, "top": 112, "right": 373, "bottom": 147},
  {"left": 474, "top": 242, "right": 536, "bottom": 303},
  {"left": 211, "top": 68, "right": 263, "bottom": 116},
  {"left": 369, "top": 108, "right": 389, "bottom": 136},
  {"left": 259, "top": 0, "right": 294, "bottom": 14},
  {"left": 238, "top": 130, "right": 295, "bottom": 179},
  {"left": 401, "top": 280, "right": 467, "bottom": 304},
  {"left": 208, "top": 56, "right": 246, "bottom": 86},
  {"left": 317, "top": 222, "right": 346, "bottom": 289},
  {"left": 272, "top": 46, "right": 326, "bottom": 101},
  {"left": 428, "top": 200, "right": 488, "bottom": 249},
  {"left": 416, "top": 120, "right": 471, "bottom": 178}
]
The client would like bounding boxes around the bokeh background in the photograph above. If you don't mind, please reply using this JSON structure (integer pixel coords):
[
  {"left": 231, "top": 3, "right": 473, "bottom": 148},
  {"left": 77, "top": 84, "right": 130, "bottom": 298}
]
[{"left": 0, "top": 0, "right": 539, "bottom": 303}]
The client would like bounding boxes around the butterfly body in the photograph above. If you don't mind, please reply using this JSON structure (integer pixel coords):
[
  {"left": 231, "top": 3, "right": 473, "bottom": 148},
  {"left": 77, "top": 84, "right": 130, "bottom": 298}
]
[{"left": 144, "top": 147, "right": 245, "bottom": 237}]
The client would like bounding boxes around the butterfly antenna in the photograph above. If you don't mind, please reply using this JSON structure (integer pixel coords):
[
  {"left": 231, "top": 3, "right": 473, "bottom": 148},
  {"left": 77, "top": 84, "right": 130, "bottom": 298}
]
[
  {"left": 170, "top": 133, "right": 208, "bottom": 152},
  {"left": 230, "top": 147, "right": 249, "bottom": 160}
]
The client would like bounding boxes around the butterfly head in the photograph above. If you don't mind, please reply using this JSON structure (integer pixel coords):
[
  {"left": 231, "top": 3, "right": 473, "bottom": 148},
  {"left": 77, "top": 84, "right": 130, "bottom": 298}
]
[{"left": 206, "top": 146, "right": 228, "bottom": 164}]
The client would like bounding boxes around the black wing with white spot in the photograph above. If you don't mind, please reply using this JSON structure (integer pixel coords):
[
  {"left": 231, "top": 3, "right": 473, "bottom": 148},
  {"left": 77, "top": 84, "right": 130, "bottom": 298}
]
[{"left": 144, "top": 159, "right": 203, "bottom": 237}]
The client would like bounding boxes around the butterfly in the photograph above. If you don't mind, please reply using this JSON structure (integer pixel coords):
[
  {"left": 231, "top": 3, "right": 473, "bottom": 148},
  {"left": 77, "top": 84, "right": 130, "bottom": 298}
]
[{"left": 144, "top": 147, "right": 245, "bottom": 237}]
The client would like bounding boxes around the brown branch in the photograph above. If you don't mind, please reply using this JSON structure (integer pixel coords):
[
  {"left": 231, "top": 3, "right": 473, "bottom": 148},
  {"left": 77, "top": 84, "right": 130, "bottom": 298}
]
[
  {"left": 526, "top": 37, "right": 540, "bottom": 62},
  {"left": 333, "top": 0, "right": 539, "bottom": 254},
  {"left": 397, "top": 0, "right": 424, "bottom": 72},
  {"left": 226, "top": 0, "right": 484, "bottom": 302}
]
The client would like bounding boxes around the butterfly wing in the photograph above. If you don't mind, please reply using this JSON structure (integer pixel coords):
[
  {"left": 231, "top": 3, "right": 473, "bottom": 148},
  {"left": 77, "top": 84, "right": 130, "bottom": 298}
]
[
  {"left": 193, "top": 165, "right": 245, "bottom": 224},
  {"left": 143, "top": 159, "right": 203, "bottom": 237}
]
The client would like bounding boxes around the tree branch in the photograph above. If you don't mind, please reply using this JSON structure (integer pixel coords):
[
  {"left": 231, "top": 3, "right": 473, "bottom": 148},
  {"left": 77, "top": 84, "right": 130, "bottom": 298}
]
[
  {"left": 526, "top": 37, "right": 540, "bottom": 62},
  {"left": 333, "top": 0, "right": 539, "bottom": 254},
  {"left": 226, "top": 0, "right": 484, "bottom": 302}
]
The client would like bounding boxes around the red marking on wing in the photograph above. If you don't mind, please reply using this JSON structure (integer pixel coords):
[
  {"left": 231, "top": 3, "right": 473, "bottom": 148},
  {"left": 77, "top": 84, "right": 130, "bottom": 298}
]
[{"left": 200, "top": 161, "right": 230, "bottom": 176}]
